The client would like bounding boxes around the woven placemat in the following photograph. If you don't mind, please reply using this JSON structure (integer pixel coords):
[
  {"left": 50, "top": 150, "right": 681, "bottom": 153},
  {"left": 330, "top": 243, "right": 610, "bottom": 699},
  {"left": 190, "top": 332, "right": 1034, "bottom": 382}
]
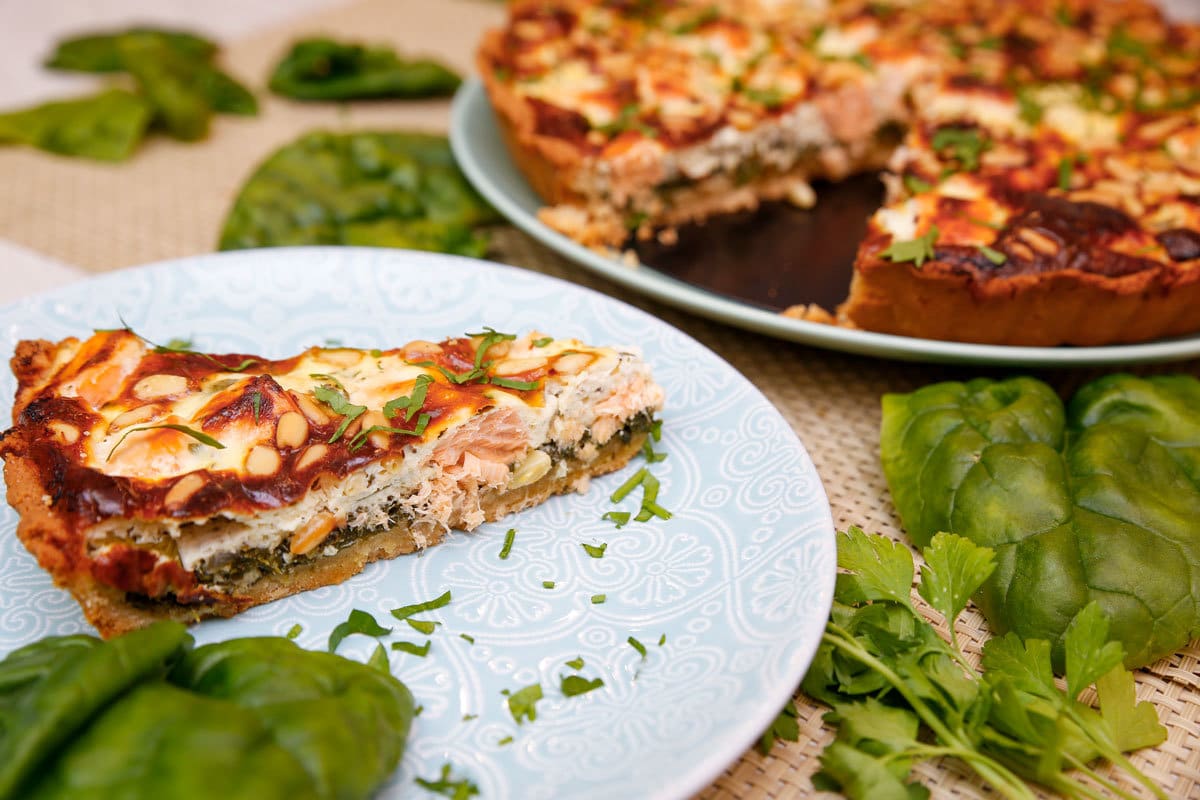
[{"left": 0, "top": 0, "right": 1197, "bottom": 796}]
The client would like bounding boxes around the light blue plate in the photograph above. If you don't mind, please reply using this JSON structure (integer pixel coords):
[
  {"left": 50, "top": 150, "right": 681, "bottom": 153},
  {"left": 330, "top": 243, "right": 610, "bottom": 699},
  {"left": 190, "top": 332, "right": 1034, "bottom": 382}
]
[
  {"left": 0, "top": 248, "right": 835, "bottom": 800},
  {"left": 451, "top": 78, "right": 1200, "bottom": 367}
]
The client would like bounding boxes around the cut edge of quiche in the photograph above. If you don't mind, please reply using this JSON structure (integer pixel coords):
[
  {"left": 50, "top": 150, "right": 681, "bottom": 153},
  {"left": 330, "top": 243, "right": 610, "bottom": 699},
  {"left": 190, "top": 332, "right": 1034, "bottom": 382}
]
[
  {"left": 0, "top": 328, "right": 664, "bottom": 637},
  {"left": 479, "top": 0, "right": 1200, "bottom": 346}
]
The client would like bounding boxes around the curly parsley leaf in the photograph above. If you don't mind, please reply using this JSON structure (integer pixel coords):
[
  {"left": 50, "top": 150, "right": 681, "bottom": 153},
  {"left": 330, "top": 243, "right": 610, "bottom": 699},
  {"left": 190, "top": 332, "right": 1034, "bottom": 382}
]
[
  {"left": 503, "top": 683, "right": 543, "bottom": 724},
  {"left": 327, "top": 608, "right": 391, "bottom": 653},
  {"left": 881, "top": 226, "right": 939, "bottom": 269}
]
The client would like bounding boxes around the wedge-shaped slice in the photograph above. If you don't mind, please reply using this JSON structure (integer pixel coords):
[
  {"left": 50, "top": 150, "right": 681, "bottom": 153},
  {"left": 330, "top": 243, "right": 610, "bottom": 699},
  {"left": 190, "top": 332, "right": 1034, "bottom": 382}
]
[{"left": 1, "top": 328, "right": 664, "bottom": 637}]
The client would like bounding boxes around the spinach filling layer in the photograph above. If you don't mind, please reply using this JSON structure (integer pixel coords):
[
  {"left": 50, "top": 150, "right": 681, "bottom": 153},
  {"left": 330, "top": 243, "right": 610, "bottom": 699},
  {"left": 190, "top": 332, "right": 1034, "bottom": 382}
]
[{"left": 187, "top": 413, "right": 656, "bottom": 592}]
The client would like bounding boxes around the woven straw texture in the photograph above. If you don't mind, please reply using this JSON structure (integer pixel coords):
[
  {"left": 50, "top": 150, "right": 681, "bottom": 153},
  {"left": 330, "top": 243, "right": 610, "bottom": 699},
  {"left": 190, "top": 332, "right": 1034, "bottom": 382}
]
[{"left": 0, "top": 0, "right": 1197, "bottom": 797}]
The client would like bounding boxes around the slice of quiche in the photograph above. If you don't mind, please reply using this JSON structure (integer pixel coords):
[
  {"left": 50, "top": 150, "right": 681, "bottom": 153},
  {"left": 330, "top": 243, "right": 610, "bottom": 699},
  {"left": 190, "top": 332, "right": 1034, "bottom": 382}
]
[{"left": 0, "top": 328, "right": 663, "bottom": 637}]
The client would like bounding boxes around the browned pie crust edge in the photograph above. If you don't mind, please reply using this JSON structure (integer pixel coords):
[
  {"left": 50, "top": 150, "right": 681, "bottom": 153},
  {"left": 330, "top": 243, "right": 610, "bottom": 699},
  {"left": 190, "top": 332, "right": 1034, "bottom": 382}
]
[{"left": 840, "top": 249, "right": 1200, "bottom": 347}]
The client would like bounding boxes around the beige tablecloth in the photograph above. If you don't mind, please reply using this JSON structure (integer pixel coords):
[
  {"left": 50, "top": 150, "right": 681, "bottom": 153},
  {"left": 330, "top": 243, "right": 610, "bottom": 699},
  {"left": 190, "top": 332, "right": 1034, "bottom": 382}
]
[{"left": 0, "top": 1, "right": 1197, "bottom": 797}]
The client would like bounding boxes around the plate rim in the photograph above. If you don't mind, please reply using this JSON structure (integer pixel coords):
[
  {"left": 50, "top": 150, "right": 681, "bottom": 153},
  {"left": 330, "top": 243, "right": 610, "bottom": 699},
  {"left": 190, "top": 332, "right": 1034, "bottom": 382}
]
[
  {"left": 0, "top": 246, "right": 837, "bottom": 800},
  {"left": 451, "top": 78, "right": 1200, "bottom": 368}
]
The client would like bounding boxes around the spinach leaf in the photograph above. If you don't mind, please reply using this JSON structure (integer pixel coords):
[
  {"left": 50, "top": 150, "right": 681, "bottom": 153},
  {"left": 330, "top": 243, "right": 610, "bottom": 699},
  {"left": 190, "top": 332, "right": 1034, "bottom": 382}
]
[
  {"left": 218, "top": 131, "right": 498, "bottom": 254},
  {"left": 269, "top": 38, "right": 460, "bottom": 101},
  {"left": 881, "top": 374, "right": 1200, "bottom": 669},
  {"left": 25, "top": 682, "right": 319, "bottom": 800},
  {"left": 171, "top": 638, "right": 414, "bottom": 800},
  {"left": 45, "top": 28, "right": 216, "bottom": 73},
  {"left": 0, "top": 622, "right": 190, "bottom": 798},
  {"left": 0, "top": 90, "right": 151, "bottom": 161}
]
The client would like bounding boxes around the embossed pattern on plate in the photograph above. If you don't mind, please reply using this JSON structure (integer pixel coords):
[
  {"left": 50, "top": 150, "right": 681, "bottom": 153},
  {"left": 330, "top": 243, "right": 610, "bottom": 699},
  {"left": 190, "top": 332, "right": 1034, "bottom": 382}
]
[{"left": 0, "top": 248, "right": 835, "bottom": 800}]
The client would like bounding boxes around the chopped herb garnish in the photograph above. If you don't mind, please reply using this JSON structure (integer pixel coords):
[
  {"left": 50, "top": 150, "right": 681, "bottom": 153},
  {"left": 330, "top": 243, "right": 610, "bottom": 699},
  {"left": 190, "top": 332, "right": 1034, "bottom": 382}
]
[
  {"left": 499, "top": 528, "right": 516, "bottom": 560},
  {"left": 565, "top": 656, "right": 585, "bottom": 670},
  {"left": 391, "top": 640, "right": 432, "bottom": 657},
  {"left": 849, "top": 52, "right": 874, "bottom": 70},
  {"left": 1017, "top": 91, "right": 1044, "bottom": 125},
  {"left": 979, "top": 245, "right": 1007, "bottom": 265},
  {"left": 561, "top": 675, "right": 604, "bottom": 697},
  {"left": 658, "top": 634, "right": 666, "bottom": 646},
  {"left": 348, "top": 413, "right": 430, "bottom": 451},
  {"left": 596, "top": 103, "right": 657, "bottom": 138},
  {"left": 462, "top": 713, "right": 478, "bottom": 721},
  {"left": 610, "top": 467, "right": 649, "bottom": 503},
  {"left": 627, "top": 636, "right": 647, "bottom": 660},
  {"left": 672, "top": 5, "right": 719, "bottom": 34},
  {"left": 742, "top": 86, "right": 785, "bottom": 109},
  {"left": 160, "top": 337, "right": 194, "bottom": 351},
  {"left": 582, "top": 542, "right": 607, "bottom": 559},
  {"left": 1058, "top": 154, "right": 1076, "bottom": 191},
  {"left": 312, "top": 384, "right": 366, "bottom": 443},
  {"left": 369, "top": 348, "right": 383, "bottom": 358},
  {"left": 903, "top": 174, "right": 932, "bottom": 194},
  {"left": 543, "top": 580, "right": 556, "bottom": 589},
  {"left": 649, "top": 419, "right": 663, "bottom": 442},
  {"left": 250, "top": 391, "right": 262, "bottom": 424},
  {"left": 758, "top": 700, "right": 800, "bottom": 755},
  {"left": 367, "top": 642, "right": 390, "bottom": 673},
  {"left": 969, "top": 216, "right": 1004, "bottom": 230},
  {"left": 532, "top": 336, "right": 554, "bottom": 347},
  {"left": 881, "top": 225, "right": 939, "bottom": 269},
  {"left": 490, "top": 376, "right": 540, "bottom": 391},
  {"left": 498, "top": 736, "right": 513, "bottom": 746},
  {"left": 931, "top": 127, "right": 988, "bottom": 171},
  {"left": 285, "top": 623, "right": 302, "bottom": 640},
  {"left": 467, "top": 326, "right": 517, "bottom": 371},
  {"left": 309, "top": 373, "right": 346, "bottom": 392},
  {"left": 977, "top": 35, "right": 1002, "bottom": 50},
  {"left": 407, "top": 618, "right": 440, "bottom": 635},
  {"left": 460, "top": 633, "right": 475, "bottom": 644},
  {"left": 328, "top": 608, "right": 391, "bottom": 653},
  {"left": 591, "top": 594, "right": 606, "bottom": 604},
  {"left": 383, "top": 373, "right": 433, "bottom": 422},
  {"left": 641, "top": 439, "right": 667, "bottom": 463},
  {"left": 602, "top": 511, "right": 631, "bottom": 529},
  {"left": 391, "top": 589, "right": 452, "bottom": 620},
  {"left": 107, "top": 424, "right": 224, "bottom": 462},
  {"left": 503, "top": 683, "right": 544, "bottom": 724},
  {"left": 407, "top": 359, "right": 484, "bottom": 385},
  {"left": 415, "top": 764, "right": 480, "bottom": 799}
]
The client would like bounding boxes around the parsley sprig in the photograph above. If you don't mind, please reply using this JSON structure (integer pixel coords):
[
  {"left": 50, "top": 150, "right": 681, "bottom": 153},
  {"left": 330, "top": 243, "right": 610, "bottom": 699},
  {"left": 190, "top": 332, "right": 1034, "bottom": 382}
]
[{"left": 801, "top": 528, "right": 1168, "bottom": 800}]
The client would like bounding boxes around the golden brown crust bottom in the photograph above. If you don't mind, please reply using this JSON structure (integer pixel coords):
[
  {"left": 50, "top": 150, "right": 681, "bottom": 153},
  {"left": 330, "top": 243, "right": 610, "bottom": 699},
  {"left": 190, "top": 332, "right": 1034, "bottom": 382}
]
[
  {"left": 6, "top": 433, "right": 648, "bottom": 638},
  {"left": 839, "top": 256, "right": 1200, "bottom": 347}
]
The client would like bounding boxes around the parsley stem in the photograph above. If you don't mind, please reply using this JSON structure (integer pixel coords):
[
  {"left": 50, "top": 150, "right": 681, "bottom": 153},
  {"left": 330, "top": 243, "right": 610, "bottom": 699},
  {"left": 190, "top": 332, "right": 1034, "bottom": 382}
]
[
  {"left": 1062, "top": 706, "right": 1168, "bottom": 800},
  {"left": 823, "top": 626, "right": 1037, "bottom": 800},
  {"left": 1058, "top": 754, "right": 1142, "bottom": 800}
]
